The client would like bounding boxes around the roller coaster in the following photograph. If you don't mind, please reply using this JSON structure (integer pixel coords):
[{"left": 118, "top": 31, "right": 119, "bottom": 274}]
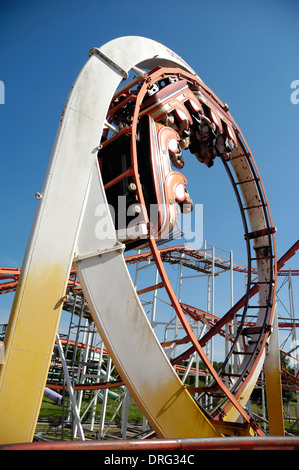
[{"left": 0, "top": 37, "right": 298, "bottom": 450}]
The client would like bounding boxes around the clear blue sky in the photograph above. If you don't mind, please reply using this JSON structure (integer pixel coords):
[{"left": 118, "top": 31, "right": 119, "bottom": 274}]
[{"left": 0, "top": 0, "right": 298, "bottom": 342}]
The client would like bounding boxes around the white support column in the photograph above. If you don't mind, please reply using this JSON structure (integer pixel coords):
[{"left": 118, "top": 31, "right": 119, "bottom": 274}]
[
  {"left": 225, "top": 250, "right": 234, "bottom": 385},
  {"left": 74, "top": 319, "right": 92, "bottom": 438},
  {"left": 91, "top": 340, "right": 105, "bottom": 431},
  {"left": 98, "top": 356, "right": 112, "bottom": 438},
  {"left": 56, "top": 333, "right": 85, "bottom": 441},
  {"left": 121, "top": 388, "right": 131, "bottom": 438}
]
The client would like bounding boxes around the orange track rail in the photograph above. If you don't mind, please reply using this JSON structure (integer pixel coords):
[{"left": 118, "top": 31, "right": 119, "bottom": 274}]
[
  {"left": 1, "top": 240, "right": 297, "bottom": 295},
  {"left": 1, "top": 436, "right": 299, "bottom": 451}
]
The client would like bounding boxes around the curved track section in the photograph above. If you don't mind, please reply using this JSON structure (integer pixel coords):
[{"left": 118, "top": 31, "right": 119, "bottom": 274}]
[
  {"left": 86, "top": 54, "right": 279, "bottom": 432},
  {"left": 0, "top": 37, "right": 281, "bottom": 444}
]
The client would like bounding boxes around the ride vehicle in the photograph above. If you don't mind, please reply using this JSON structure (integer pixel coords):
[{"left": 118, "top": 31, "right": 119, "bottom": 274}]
[{"left": 98, "top": 73, "right": 236, "bottom": 249}]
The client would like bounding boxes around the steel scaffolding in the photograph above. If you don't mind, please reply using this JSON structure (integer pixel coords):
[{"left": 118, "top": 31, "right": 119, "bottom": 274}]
[{"left": 19, "top": 240, "right": 296, "bottom": 441}]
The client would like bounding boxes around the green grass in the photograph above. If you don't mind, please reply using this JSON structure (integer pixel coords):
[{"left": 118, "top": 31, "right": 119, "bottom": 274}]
[
  {"left": 37, "top": 392, "right": 143, "bottom": 432},
  {"left": 37, "top": 392, "right": 299, "bottom": 440}
]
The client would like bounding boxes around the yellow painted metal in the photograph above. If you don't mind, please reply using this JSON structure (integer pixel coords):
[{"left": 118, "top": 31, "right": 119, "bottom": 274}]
[
  {"left": 265, "top": 365, "right": 284, "bottom": 436},
  {"left": 0, "top": 36, "right": 280, "bottom": 444},
  {"left": 221, "top": 350, "right": 265, "bottom": 430},
  {"left": 264, "top": 308, "right": 285, "bottom": 436},
  {"left": 0, "top": 265, "right": 66, "bottom": 444},
  {"left": 212, "top": 420, "right": 254, "bottom": 437},
  {"left": 75, "top": 223, "right": 221, "bottom": 439},
  {"left": 0, "top": 38, "right": 216, "bottom": 445},
  {"left": 0, "top": 50, "right": 117, "bottom": 443}
]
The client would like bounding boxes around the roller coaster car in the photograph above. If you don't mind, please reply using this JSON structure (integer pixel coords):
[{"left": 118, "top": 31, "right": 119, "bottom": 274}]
[
  {"left": 98, "top": 114, "right": 192, "bottom": 249},
  {"left": 188, "top": 85, "right": 238, "bottom": 165},
  {"left": 141, "top": 76, "right": 237, "bottom": 168},
  {"left": 141, "top": 78, "right": 201, "bottom": 167}
]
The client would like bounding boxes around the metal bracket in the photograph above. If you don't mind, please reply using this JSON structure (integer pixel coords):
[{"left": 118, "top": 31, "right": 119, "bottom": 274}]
[
  {"left": 89, "top": 48, "right": 129, "bottom": 80},
  {"left": 74, "top": 243, "right": 125, "bottom": 263}
]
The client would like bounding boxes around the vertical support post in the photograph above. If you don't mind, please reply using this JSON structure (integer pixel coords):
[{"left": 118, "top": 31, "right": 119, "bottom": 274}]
[
  {"left": 224, "top": 250, "right": 233, "bottom": 386},
  {"left": 56, "top": 333, "right": 85, "bottom": 441},
  {"left": 121, "top": 388, "right": 131, "bottom": 438},
  {"left": 288, "top": 271, "right": 299, "bottom": 417},
  {"left": 98, "top": 355, "right": 112, "bottom": 438},
  {"left": 174, "top": 256, "right": 183, "bottom": 357},
  {"left": 206, "top": 268, "right": 211, "bottom": 408},
  {"left": 261, "top": 371, "right": 267, "bottom": 432},
  {"left": 230, "top": 249, "right": 234, "bottom": 308},
  {"left": 142, "top": 416, "right": 149, "bottom": 433},
  {"left": 91, "top": 340, "right": 104, "bottom": 430},
  {"left": 182, "top": 352, "right": 196, "bottom": 383},
  {"left": 209, "top": 246, "right": 215, "bottom": 407},
  {"left": 264, "top": 304, "right": 285, "bottom": 435},
  {"left": 134, "top": 250, "right": 140, "bottom": 289},
  {"left": 151, "top": 266, "right": 159, "bottom": 326},
  {"left": 211, "top": 246, "right": 215, "bottom": 318},
  {"left": 74, "top": 319, "right": 92, "bottom": 438}
]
